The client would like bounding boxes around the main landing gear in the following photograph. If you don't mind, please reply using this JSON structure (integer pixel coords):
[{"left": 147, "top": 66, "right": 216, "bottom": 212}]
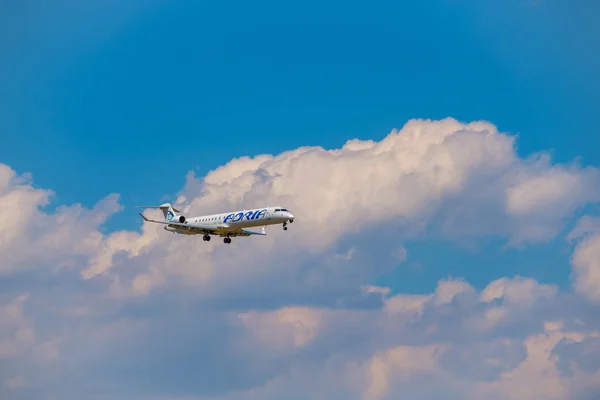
[{"left": 202, "top": 233, "right": 231, "bottom": 244}]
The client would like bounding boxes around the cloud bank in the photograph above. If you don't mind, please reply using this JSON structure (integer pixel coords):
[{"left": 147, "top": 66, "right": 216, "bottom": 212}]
[{"left": 2, "top": 118, "right": 600, "bottom": 400}]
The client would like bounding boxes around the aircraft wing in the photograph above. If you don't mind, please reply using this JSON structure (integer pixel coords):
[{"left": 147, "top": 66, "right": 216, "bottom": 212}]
[
  {"left": 138, "top": 212, "right": 229, "bottom": 234},
  {"left": 219, "top": 226, "right": 267, "bottom": 237},
  {"left": 238, "top": 226, "right": 267, "bottom": 236}
]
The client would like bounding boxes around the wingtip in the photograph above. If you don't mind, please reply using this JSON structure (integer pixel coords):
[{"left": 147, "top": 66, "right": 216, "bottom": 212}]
[{"left": 138, "top": 212, "right": 149, "bottom": 221}]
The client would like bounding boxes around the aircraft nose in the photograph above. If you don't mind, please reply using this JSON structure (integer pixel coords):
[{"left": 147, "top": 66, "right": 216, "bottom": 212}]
[{"left": 288, "top": 212, "right": 295, "bottom": 221}]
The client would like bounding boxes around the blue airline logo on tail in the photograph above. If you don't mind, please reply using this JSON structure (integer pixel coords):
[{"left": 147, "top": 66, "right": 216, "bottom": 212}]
[
  {"left": 224, "top": 209, "right": 267, "bottom": 223},
  {"left": 167, "top": 210, "right": 175, "bottom": 221}
]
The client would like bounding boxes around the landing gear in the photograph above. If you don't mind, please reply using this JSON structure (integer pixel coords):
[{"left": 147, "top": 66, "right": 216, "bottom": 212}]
[
  {"left": 203, "top": 234, "right": 211, "bottom": 241},
  {"left": 283, "top": 221, "right": 288, "bottom": 231},
  {"left": 223, "top": 237, "right": 231, "bottom": 244}
]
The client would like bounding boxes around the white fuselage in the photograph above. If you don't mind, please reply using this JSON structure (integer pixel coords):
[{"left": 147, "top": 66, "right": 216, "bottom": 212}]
[{"left": 166, "top": 206, "right": 294, "bottom": 234}]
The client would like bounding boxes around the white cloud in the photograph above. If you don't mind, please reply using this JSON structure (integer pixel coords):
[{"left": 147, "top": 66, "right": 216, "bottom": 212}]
[
  {"left": 4, "top": 118, "right": 600, "bottom": 297},
  {"left": 363, "top": 344, "right": 449, "bottom": 400},
  {"left": 0, "top": 163, "right": 123, "bottom": 276},
  {"left": 223, "top": 279, "right": 600, "bottom": 400},
  {"left": 2, "top": 118, "right": 600, "bottom": 399},
  {"left": 29, "top": 117, "right": 592, "bottom": 299},
  {"left": 0, "top": 295, "right": 35, "bottom": 360},
  {"left": 238, "top": 307, "right": 324, "bottom": 351},
  {"left": 480, "top": 276, "right": 557, "bottom": 306},
  {"left": 384, "top": 293, "right": 431, "bottom": 316},
  {"left": 469, "top": 327, "right": 600, "bottom": 400},
  {"left": 152, "top": 279, "right": 600, "bottom": 400},
  {"left": 568, "top": 216, "right": 600, "bottom": 304}
]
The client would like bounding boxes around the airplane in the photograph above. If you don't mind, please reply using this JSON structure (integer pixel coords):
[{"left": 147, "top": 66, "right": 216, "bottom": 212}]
[{"left": 137, "top": 203, "right": 295, "bottom": 244}]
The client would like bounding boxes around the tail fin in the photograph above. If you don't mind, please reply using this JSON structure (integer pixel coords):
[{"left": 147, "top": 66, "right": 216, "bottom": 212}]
[{"left": 136, "top": 203, "right": 182, "bottom": 222}]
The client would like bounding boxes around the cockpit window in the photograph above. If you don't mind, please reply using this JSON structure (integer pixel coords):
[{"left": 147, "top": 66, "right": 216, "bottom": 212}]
[
  {"left": 281, "top": 208, "right": 288, "bottom": 212},
  {"left": 275, "top": 208, "right": 281, "bottom": 212}
]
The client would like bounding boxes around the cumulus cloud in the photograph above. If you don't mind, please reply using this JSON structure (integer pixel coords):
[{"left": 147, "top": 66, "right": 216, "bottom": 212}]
[
  {"left": 0, "top": 163, "right": 123, "bottom": 276},
  {"left": 568, "top": 216, "right": 600, "bottom": 303},
  {"left": 2, "top": 117, "right": 600, "bottom": 399},
  {"left": 0, "top": 295, "right": 35, "bottom": 360},
  {"left": 142, "top": 279, "right": 600, "bottom": 400},
  {"left": 25, "top": 117, "right": 593, "bottom": 302},
  {"left": 238, "top": 307, "right": 324, "bottom": 351}
]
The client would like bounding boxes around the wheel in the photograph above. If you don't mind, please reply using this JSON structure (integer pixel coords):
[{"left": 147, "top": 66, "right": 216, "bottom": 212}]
[
  {"left": 283, "top": 226, "right": 288, "bottom": 230},
  {"left": 224, "top": 237, "right": 231, "bottom": 244}
]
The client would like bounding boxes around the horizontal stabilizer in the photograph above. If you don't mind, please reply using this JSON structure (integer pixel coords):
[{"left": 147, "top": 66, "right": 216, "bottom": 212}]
[{"left": 138, "top": 212, "right": 150, "bottom": 221}]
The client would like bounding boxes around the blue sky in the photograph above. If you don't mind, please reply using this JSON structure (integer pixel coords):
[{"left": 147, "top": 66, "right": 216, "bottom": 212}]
[
  {"left": 2, "top": 1, "right": 600, "bottom": 399},
  {"left": 3, "top": 0, "right": 599, "bottom": 214}
]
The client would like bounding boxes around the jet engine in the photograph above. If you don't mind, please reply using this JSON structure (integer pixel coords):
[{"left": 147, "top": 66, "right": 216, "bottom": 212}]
[{"left": 178, "top": 215, "right": 186, "bottom": 223}]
